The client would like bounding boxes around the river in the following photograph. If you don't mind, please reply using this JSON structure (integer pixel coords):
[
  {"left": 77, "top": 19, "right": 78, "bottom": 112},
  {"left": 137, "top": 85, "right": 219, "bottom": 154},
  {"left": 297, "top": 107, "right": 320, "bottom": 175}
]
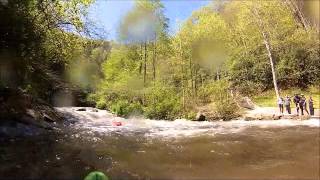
[{"left": 1, "top": 107, "right": 319, "bottom": 179}]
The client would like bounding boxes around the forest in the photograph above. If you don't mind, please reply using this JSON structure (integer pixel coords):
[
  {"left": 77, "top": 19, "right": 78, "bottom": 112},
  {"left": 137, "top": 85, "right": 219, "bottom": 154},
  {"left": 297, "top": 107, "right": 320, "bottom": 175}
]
[
  {"left": 89, "top": 0, "right": 320, "bottom": 120},
  {"left": 1, "top": 0, "right": 320, "bottom": 179},
  {"left": 1, "top": 0, "right": 319, "bottom": 121}
]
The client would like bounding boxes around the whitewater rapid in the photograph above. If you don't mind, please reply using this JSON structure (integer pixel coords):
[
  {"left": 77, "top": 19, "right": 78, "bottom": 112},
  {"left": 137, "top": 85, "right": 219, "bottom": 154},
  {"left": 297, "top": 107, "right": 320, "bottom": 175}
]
[{"left": 56, "top": 107, "right": 320, "bottom": 139}]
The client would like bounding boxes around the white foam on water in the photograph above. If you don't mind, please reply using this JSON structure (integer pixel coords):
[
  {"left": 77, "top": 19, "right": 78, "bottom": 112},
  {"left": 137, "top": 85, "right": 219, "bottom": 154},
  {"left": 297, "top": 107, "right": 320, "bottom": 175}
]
[{"left": 56, "top": 107, "right": 320, "bottom": 139}]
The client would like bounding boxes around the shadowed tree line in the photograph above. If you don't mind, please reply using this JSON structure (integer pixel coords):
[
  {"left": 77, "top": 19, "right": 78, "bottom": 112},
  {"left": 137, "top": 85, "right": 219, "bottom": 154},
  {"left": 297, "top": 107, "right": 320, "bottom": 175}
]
[{"left": 0, "top": 0, "right": 109, "bottom": 105}]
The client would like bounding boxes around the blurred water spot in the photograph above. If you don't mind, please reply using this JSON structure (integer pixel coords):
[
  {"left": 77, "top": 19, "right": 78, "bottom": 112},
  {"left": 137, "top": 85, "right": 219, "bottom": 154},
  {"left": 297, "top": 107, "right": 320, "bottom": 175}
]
[{"left": 52, "top": 90, "right": 74, "bottom": 107}]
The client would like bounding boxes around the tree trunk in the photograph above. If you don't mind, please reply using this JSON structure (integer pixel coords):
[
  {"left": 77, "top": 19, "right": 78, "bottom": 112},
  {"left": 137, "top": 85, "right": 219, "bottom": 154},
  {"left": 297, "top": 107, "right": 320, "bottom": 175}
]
[
  {"left": 194, "top": 67, "right": 198, "bottom": 97},
  {"left": 262, "top": 31, "right": 280, "bottom": 99},
  {"left": 139, "top": 43, "right": 143, "bottom": 74},
  {"left": 253, "top": 6, "right": 280, "bottom": 99},
  {"left": 179, "top": 37, "right": 185, "bottom": 109},
  {"left": 144, "top": 41, "right": 147, "bottom": 86},
  {"left": 152, "top": 35, "right": 156, "bottom": 81},
  {"left": 285, "top": 0, "right": 309, "bottom": 30},
  {"left": 189, "top": 57, "right": 193, "bottom": 91}
]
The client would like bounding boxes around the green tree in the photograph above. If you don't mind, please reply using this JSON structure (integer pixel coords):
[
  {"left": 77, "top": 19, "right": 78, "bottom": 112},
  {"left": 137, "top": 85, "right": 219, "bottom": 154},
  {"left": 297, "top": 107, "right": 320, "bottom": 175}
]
[{"left": 0, "top": 0, "right": 95, "bottom": 101}]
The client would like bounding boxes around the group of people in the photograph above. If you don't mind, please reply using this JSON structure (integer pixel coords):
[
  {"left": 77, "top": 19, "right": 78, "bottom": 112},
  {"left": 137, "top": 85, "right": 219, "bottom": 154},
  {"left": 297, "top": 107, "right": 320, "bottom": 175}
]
[{"left": 277, "top": 94, "right": 314, "bottom": 116}]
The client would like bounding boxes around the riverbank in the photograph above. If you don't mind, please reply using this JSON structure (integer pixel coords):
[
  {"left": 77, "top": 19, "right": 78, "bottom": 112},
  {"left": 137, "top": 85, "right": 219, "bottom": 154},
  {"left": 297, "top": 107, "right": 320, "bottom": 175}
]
[
  {"left": 252, "top": 87, "right": 319, "bottom": 108},
  {"left": 1, "top": 88, "right": 318, "bottom": 138},
  {"left": 0, "top": 88, "right": 64, "bottom": 137},
  {"left": 243, "top": 107, "right": 320, "bottom": 121}
]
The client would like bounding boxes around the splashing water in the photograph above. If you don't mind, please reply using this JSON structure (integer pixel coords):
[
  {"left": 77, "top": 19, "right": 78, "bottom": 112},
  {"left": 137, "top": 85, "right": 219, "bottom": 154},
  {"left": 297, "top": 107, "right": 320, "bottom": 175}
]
[
  {"left": 56, "top": 107, "right": 319, "bottom": 139},
  {"left": 1, "top": 107, "right": 319, "bottom": 179}
]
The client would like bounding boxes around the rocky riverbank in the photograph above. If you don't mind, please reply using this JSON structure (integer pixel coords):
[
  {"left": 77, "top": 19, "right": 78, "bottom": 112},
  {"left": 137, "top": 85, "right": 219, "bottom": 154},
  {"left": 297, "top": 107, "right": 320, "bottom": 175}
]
[
  {"left": 0, "top": 88, "right": 64, "bottom": 136},
  {"left": 195, "top": 96, "right": 319, "bottom": 121},
  {"left": 1, "top": 89, "right": 318, "bottom": 137},
  {"left": 243, "top": 107, "right": 320, "bottom": 121}
]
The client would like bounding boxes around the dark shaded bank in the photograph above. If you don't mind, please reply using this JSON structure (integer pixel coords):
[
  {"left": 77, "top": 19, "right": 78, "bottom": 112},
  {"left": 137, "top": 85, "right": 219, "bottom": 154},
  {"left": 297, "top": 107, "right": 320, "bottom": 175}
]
[{"left": 0, "top": 87, "right": 65, "bottom": 137}]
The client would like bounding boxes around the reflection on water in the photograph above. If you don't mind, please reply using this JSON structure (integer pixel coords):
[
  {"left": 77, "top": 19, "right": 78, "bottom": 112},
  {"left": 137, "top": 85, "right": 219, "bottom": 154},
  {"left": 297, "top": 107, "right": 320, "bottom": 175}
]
[{"left": 0, "top": 107, "right": 319, "bottom": 179}]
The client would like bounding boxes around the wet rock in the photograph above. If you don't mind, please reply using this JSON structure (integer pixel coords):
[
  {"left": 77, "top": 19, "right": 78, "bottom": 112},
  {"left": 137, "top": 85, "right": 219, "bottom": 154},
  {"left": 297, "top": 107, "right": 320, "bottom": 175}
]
[
  {"left": 244, "top": 114, "right": 278, "bottom": 121},
  {"left": 195, "top": 112, "right": 206, "bottom": 121},
  {"left": 244, "top": 116, "right": 256, "bottom": 121},
  {"left": 44, "top": 113, "right": 55, "bottom": 122},
  {"left": 282, "top": 114, "right": 297, "bottom": 119},
  {"left": 272, "top": 115, "right": 281, "bottom": 120},
  {"left": 237, "top": 97, "right": 256, "bottom": 110},
  {"left": 299, "top": 115, "right": 311, "bottom": 120},
  {"left": 263, "top": 115, "right": 275, "bottom": 120},
  {"left": 76, "top": 108, "right": 86, "bottom": 111},
  {"left": 26, "top": 109, "right": 36, "bottom": 118},
  {"left": 0, "top": 87, "right": 64, "bottom": 137},
  {"left": 91, "top": 109, "right": 98, "bottom": 112}
]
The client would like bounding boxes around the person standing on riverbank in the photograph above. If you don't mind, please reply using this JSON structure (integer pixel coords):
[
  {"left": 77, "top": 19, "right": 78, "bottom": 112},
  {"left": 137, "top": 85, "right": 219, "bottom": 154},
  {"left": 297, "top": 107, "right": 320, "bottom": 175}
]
[
  {"left": 308, "top": 97, "right": 314, "bottom": 116},
  {"left": 284, "top": 96, "right": 291, "bottom": 114},
  {"left": 277, "top": 97, "right": 284, "bottom": 114},
  {"left": 293, "top": 94, "right": 300, "bottom": 115},
  {"left": 299, "top": 95, "right": 309, "bottom": 115}
]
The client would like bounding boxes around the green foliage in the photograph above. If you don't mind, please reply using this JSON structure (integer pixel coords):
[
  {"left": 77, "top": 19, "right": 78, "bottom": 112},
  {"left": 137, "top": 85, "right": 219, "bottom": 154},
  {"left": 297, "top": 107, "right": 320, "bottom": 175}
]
[
  {"left": 224, "top": 1, "right": 320, "bottom": 94},
  {"left": 184, "top": 111, "right": 197, "bottom": 121},
  {"left": 0, "top": 0, "right": 98, "bottom": 103},
  {"left": 108, "top": 100, "right": 142, "bottom": 117},
  {"left": 200, "top": 80, "right": 239, "bottom": 120},
  {"left": 5, "top": 0, "right": 317, "bottom": 120},
  {"left": 110, "top": 100, "right": 130, "bottom": 116},
  {"left": 91, "top": 0, "right": 318, "bottom": 120},
  {"left": 143, "top": 83, "right": 181, "bottom": 120},
  {"left": 96, "top": 99, "right": 107, "bottom": 110}
]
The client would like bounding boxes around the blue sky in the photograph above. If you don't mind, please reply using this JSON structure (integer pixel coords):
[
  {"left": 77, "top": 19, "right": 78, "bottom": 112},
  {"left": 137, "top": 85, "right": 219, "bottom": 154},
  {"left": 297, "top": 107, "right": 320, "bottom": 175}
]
[{"left": 88, "top": 0, "right": 210, "bottom": 40}]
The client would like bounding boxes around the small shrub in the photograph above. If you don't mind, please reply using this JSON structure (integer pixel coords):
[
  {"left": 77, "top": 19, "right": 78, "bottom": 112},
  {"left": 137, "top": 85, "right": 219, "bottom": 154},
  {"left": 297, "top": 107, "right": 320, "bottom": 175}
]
[
  {"left": 143, "top": 83, "right": 182, "bottom": 120},
  {"left": 126, "top": 102, "right": 143, "bottom": 116},
  {"left": 96, "top": 99, "right": 107, "bottom": 109},
  {"left": 184, "top": 111, "right": 197, "bottom": 120},
  {"left": 209, "top": 80, "right": 239, "bottom": 120},
  {"left": 110, "top": 100, "right": 143, "bottom": 117},
  {"left": 110, "top": 100, "right": 129, "bottom": 116}
]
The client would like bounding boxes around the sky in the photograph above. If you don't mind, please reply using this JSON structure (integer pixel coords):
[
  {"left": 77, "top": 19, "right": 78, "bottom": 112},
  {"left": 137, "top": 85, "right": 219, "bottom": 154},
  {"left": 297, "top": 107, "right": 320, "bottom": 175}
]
[{"left": 88, "top": 0, "right": 211, "bottom": 40}]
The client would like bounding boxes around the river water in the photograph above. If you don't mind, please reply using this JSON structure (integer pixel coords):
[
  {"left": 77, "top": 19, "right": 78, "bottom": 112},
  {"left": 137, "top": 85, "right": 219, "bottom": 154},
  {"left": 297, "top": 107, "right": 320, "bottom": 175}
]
[{"left": 1, "top": 107, "right": 319, "bottom": 179}]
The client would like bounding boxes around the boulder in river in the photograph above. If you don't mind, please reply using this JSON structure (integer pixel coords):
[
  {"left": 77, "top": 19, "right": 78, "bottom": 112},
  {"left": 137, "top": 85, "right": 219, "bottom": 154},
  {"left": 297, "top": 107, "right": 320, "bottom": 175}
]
[
  {"left": 244, "top": 116, "right": 256, "bottom": 121},
  {"left": 272, "top": 114, "right": 281, "bottom": 120},
  {"left": 195, "top": 112, "right": 206, "bottom": 121},
  {"left": 76, "top": 108, "right": 86, "bottom": 111},
  {"left": 237, "top": 97, "right": 256, "bottom": 110},
  {"left": 91, "top": 109, "right": 99, "bottom": 112}
]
